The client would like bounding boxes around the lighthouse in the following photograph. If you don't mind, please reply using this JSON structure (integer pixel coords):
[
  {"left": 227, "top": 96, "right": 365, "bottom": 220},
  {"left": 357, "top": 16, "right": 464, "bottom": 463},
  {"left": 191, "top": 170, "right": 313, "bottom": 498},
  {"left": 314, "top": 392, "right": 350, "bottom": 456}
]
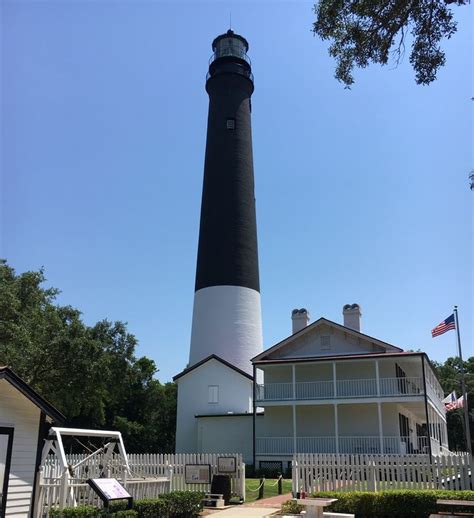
[
  {"left": 174, "top": 30, "right": 262, "bottom": 455},
  {"left": 189, "top": 30, "right": 263, "bottom": 374}
]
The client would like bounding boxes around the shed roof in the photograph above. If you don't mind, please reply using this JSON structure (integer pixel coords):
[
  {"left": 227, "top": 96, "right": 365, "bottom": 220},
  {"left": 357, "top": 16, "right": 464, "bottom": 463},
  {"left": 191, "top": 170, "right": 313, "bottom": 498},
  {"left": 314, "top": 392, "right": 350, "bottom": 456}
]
[
  {"left": 0, "top": 366, "right": 66, "bottom": 424},
  {"left": 173, "top": 354, "right": 253, "bottom": 381}
]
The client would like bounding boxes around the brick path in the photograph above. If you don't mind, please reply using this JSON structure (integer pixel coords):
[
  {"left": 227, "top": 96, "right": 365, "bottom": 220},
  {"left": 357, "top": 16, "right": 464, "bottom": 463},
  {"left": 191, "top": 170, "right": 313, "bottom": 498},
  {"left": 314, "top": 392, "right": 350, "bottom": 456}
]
[{"left": 244, "top": 492, "right": 292, "bottom": 508}]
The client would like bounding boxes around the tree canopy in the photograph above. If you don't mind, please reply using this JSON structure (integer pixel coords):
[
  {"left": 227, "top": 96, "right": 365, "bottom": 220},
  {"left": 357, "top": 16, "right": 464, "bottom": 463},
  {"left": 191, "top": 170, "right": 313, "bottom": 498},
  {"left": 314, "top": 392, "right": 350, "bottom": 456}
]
[
  {"left": 432, "top": 356, "right": 474, "bottom": 452},
  {"left": 313, "top": 0, "right": 468, "bottom": 87},
  {"left": 0, "top": 260, "right": 176, "bottom": 453}
]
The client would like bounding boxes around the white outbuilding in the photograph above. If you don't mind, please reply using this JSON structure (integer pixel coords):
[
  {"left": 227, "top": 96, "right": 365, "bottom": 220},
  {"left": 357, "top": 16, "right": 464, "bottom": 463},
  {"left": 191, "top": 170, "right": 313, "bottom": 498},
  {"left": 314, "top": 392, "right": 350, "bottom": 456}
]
[{"left": 0, "top": 366, "right": 65, "bottom": 518}]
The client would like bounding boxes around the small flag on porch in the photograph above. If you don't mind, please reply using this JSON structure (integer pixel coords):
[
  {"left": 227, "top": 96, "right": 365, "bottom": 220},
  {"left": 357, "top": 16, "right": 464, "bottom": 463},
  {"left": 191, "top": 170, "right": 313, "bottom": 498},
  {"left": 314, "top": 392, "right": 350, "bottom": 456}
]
[
  {"left": 445, "top": 395, "right": 464, "bottom": 411},
  {"left": 431, "top": 314, "right": 456, "bottom": 337}
]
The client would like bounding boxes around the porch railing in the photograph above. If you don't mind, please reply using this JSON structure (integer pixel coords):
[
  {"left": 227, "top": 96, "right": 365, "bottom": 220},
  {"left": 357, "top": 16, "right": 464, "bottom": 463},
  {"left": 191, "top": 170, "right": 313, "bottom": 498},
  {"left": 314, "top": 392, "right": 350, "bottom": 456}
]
[
  {"left": 256, "top": 435, "right": 429, "bottom": 455},
  {"left": 256, "top": 377, "right": 423, "bottom": 401}
]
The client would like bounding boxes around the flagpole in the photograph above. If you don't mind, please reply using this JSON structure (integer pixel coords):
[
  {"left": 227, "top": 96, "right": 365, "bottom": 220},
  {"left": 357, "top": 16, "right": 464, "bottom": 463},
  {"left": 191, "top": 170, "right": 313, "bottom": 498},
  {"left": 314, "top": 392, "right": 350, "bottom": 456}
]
[{"left": 453, "top": 306, "right": 472, "bottom": 456}]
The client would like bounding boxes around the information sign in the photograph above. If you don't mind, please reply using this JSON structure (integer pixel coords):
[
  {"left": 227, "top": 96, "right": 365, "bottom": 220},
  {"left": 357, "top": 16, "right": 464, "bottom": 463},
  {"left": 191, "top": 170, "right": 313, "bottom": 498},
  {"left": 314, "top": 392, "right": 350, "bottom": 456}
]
[
  {"left": 184, "top": 464, "right": 211, "bottom": 484},
  {"left": 87, "top": 478, "right": 133, "bottom": 508},
  {"left": 218, "top": 456, "right": 236, "bottom": 473}
]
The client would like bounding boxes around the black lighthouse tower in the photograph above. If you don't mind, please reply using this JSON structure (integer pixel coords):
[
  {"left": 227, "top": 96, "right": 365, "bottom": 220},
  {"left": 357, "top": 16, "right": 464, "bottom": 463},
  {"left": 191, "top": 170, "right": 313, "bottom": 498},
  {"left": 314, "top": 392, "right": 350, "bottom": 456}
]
[{"left": 188, "top": 30, "right": 263, "bottom": 374}]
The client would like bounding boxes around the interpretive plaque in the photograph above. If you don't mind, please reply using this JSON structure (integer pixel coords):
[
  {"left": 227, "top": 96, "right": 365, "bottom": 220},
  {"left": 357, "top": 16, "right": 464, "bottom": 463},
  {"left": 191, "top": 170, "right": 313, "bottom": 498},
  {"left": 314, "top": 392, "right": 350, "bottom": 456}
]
[
  {"left": 87, "top": 478, "right": 133, "bottom": 508},
  {"left": 217, "top": 456, "right": 236, "bottom": 473},
  {"left": 184, "top": 464, "right": 211, "bottom": 484}
]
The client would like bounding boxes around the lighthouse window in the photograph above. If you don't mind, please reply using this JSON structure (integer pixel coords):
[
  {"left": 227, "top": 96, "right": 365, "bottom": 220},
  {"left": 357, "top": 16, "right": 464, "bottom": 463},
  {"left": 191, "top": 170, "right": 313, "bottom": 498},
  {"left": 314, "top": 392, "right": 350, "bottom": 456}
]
[
  {"left": 208, "top": 385, "right": 219, "bottom": 404},
  {"left": 226, "top": 118, "right": 235, "bottom": 130}
]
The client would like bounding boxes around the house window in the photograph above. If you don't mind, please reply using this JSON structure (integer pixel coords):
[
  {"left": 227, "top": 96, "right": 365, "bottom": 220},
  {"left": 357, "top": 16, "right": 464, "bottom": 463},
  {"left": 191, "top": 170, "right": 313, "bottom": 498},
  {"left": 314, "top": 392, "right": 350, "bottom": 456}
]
[
  {"left": 226, "top": 118, "right": 235, "bottom": 130},
  {"left": 208, "top": 385, "right": 219, "bottom": 404},
  {"left": 321, "top": 336, "right": 331, "bottom": 350}
]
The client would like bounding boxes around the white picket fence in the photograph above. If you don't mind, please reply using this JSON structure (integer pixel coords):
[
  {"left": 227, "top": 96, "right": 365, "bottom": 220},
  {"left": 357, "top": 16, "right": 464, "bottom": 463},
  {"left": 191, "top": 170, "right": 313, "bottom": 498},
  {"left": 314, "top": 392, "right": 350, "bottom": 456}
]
[
  {"left": 292, "top": 453, "right": 473, "bottom": 493},
  {"left": 37, "top": 453, "right": 245, "bottom": 516}
]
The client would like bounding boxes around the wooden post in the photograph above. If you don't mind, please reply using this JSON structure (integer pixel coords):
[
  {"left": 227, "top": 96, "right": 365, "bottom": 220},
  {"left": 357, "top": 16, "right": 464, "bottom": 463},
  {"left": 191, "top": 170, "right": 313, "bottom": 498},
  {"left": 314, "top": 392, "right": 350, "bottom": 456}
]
[
  {"left": 258, "top": 477, "right": 265, "bottom": 500},
  {"left": 278, "top": 473, "right": 282, "bottom": 495}
]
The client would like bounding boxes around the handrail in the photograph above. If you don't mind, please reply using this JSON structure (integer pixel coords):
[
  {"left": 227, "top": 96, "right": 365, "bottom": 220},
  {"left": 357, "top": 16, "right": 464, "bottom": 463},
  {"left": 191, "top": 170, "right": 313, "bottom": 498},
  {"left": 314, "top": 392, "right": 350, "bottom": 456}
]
[
  {"left": 208, "top": 48, "right": 251, "bottom": 66},
  {"left": 256, "top": 377, "right": 424, "bottom": 401}
]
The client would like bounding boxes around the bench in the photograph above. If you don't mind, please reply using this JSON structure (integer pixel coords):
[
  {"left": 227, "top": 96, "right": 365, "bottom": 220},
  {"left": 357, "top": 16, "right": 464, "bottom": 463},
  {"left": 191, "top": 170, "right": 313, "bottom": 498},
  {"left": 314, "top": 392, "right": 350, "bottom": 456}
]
[
  {"left": 295, "top": 498, "right": 353, "bottom": 518},
  {"left": 431, "top": 499, "right": 474, "bottom": 518},
  {"left": 202, "top": 492, "right": 225, "bottom": 508}
]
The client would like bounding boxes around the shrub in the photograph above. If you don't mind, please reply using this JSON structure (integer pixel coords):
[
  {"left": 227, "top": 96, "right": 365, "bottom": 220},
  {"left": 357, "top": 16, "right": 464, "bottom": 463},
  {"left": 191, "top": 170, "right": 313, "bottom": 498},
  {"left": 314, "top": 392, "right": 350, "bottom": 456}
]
[
  {"left": 245, "top": 464, "right": 256, "bottom": 478},
  {"left": 280, "top": 499, "right": 304, "bottom": 515},
  {"left": 50, "top": 507, "right": 102, "bottom": 518},
  {"left": 157, "top": 491, "right": 204, "bottom": 517},
  {"left": 49, "top": 491, "right": 204, "bottom": 518},
  {"left": 311, "top": 490, "right": 474, "bottom": 518},
  {"left": 133, "top": 498, "right": 168, "bottom": 517}
]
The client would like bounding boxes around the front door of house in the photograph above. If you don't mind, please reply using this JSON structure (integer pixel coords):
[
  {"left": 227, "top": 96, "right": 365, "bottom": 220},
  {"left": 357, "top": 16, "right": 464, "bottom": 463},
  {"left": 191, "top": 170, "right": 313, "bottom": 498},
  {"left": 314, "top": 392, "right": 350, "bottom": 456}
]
[{"left": 0, "top": 428, "right": 14, "bottom": 518}]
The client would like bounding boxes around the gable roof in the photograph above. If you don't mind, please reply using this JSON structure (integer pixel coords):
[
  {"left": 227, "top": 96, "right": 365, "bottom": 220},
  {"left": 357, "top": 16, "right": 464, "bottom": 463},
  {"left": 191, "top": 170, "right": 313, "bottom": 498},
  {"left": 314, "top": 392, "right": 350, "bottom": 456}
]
[
  {"left": 251, "top": 317, "right": 403, "bottom": 363},
  {"left": 0, "top": 366, "right": 66, "bottom": 424},
  {"left": 173, "top": 354, "right": 253, "bottom": 381}
]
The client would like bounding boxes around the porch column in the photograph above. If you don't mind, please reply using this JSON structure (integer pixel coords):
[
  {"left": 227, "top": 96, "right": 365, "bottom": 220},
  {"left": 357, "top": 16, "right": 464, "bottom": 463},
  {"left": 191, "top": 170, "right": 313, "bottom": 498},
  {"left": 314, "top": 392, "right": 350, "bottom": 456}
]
[
  {"left": 292, "top": 364, "right": 296, "bottom": 400},
  {"left": 292, "top": 404, "right": 297, "bottom": 454},
  {"left": 377, "top": 402, "right": 384, "bottom": 454},
  {"left": 375, "top": 360, "right": 380, "bottom": 396},
  {"left": 332, "top": 362, "right": 337, "bottom": 397},
  {"left": 334, "top": 404, "right": 339, "bottom": 454}
]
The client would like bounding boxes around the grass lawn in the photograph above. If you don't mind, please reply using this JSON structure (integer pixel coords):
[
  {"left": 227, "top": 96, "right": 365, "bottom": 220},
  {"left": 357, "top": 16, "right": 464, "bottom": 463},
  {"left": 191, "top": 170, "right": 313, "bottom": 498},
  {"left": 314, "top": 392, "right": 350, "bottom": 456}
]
[{"left": 245, "top": 478, "right": 293, "bottom": 503}]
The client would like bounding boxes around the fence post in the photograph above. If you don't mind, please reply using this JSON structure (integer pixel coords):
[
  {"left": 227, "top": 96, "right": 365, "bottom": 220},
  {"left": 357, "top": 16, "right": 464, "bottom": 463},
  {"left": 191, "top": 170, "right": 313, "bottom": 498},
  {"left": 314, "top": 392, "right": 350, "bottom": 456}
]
[
  {"left": 258, "top": 477, "right": 265, "bottom": 500},
  {"left": 278, "top": 473, "right": 282, "bottom": 495},
  {"left": 292, "top": 457, "right": 298, "bottom": 496},
  {"left": 59, "top": 470, "right": 69, "bottom": 509},
  {"left": 241, "top": 462, "right": 246, "bottom": 502}
]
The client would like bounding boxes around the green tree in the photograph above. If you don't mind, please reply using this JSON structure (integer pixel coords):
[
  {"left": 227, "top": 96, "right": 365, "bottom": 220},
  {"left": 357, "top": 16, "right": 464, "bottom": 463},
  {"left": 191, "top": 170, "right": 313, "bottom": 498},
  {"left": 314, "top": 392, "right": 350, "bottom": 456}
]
[
  {"left": 432, "top": 356, "right": 473, "bottom": 452},
  {"left": 313, "top": 0, "right": 468, "bottom": 87},
  {"left": 0, "top": 260, "right": 177, "bottom": 452}
]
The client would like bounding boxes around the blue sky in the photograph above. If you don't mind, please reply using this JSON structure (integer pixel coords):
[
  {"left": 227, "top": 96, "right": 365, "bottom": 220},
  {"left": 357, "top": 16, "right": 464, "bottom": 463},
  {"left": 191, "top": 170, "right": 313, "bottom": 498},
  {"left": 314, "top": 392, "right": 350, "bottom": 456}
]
[{"left": 2, "top": 1, "right": 472, "bottom": 382}]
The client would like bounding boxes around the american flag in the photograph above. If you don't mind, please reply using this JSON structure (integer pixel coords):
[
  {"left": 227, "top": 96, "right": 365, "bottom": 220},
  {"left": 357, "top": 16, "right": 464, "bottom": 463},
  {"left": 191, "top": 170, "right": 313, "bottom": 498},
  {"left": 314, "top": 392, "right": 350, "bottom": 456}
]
[
  {"left": 445, "top": 395, "right": 464, "bottom": 411},
  {"left": 432, "top": 314, "right": 456, "bottom": 337}
]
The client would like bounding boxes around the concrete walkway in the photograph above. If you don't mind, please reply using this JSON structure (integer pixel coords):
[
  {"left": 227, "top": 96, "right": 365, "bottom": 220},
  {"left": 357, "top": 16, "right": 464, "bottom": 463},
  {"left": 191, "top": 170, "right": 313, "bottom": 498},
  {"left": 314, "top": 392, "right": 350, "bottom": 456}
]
[
  {"left": 209, "top": 507, "right": 279, "bottom": 517},
  {"left": 207, "top": 493, "right": 293, "bottom": 517}
]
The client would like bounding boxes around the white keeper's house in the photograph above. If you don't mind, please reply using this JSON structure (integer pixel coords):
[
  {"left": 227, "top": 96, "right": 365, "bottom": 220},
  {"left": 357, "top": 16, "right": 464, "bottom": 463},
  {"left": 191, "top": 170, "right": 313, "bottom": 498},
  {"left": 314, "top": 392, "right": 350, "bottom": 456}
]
[{"left": 252, "top": 305, "right": 449, "bottom": 470}]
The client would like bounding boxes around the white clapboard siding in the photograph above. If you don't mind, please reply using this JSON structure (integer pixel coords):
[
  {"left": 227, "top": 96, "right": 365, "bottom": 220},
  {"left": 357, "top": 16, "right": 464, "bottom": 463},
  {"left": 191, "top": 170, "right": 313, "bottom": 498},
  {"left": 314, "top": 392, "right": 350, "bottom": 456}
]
[
  {"left": 0, "top": 379, "right": 41, "bottom": 518},
  {"left": 292, "top": 453, "right": 473, "bottom": 493}
]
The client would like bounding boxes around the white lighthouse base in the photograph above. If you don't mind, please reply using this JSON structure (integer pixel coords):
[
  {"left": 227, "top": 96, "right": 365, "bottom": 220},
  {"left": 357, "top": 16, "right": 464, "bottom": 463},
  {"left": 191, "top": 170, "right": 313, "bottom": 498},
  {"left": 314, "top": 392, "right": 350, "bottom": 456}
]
[{"left": 189, "top": 285, "right": 263, "bottom": 375}]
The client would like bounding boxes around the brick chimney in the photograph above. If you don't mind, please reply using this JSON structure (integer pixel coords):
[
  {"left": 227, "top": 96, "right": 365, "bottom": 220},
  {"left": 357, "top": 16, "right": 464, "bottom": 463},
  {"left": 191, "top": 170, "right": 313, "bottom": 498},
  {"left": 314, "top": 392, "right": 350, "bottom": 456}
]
[
  {"left": 292, "top": 308, "right": 310, "bottom": 334},
  {"left": 343, "top": 304, "right": 361, "bottom": 332}
]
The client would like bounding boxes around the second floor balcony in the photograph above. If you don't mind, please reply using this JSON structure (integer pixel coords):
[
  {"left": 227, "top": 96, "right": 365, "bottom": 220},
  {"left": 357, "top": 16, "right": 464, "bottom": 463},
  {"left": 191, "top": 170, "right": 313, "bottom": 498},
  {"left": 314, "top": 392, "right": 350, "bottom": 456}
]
[{"left": 256, "top": 376, "right": 423, "bottom": 402}]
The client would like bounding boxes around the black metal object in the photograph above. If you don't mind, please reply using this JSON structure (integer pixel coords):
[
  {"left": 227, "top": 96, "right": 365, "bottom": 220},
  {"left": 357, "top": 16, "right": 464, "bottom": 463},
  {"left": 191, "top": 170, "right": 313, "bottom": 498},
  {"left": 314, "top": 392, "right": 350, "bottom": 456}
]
[
  {"left": 210, "top": 475, "right": 232, "bottom": 505},
  {"left": 0, "top": 427, "right": 14, "bottom": 518}
]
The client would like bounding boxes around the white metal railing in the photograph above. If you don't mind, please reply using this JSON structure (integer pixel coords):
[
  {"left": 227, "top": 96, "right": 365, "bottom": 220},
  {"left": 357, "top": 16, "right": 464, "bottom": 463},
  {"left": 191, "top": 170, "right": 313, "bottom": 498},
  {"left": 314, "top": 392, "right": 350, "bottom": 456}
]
[
  {"left": 256, "top": 377, "right": 423, "bottom": 401},
  {"left": 296, "top": 381, "right": 334, "bottom": 399},
  {"left": 256, "top": 436, "right": 429, "bottom": 455},
  {"left": 426, "top": 381, "right": 447, "bottom": 415},
  {"left": 337, "top": 378, "right": 377, "bottom": 397},
  {"left": 257, "top": 382, "right": 293, "bottom": 400},
  {"left": 379, "top": 377, "right": 423, "bottom": 396}
]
